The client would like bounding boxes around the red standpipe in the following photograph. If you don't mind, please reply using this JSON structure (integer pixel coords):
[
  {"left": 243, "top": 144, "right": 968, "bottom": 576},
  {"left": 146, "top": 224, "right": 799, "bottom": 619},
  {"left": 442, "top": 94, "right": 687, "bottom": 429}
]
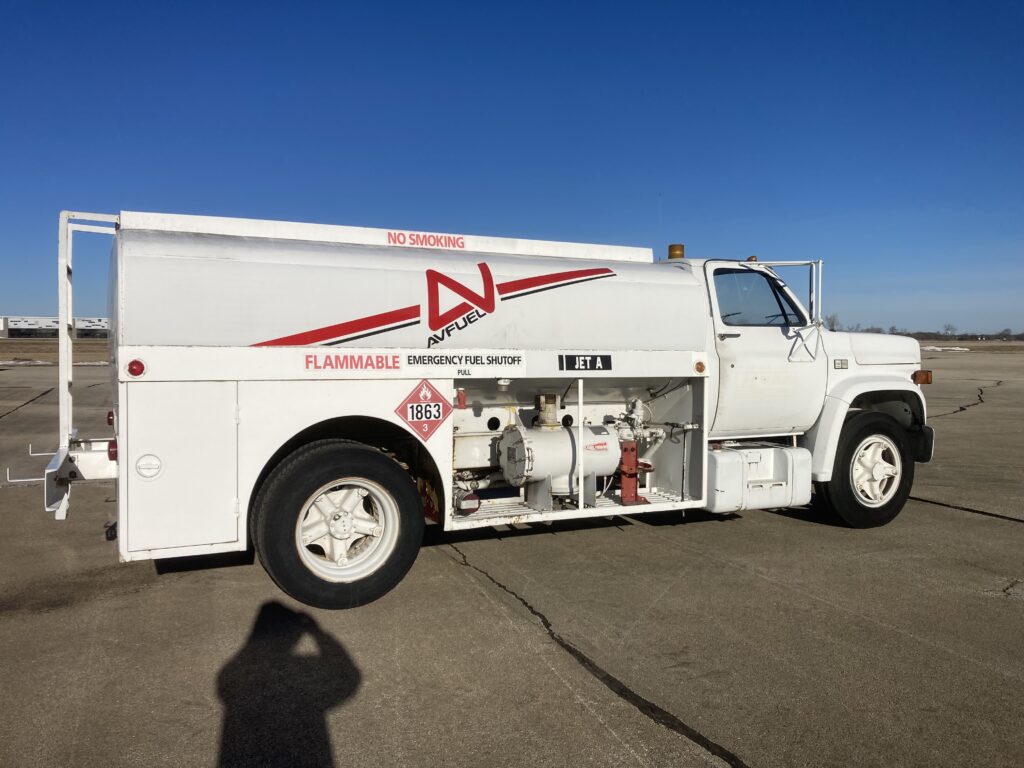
[{"left": 618, "top": 440, "right": 648, "bottom": 506}]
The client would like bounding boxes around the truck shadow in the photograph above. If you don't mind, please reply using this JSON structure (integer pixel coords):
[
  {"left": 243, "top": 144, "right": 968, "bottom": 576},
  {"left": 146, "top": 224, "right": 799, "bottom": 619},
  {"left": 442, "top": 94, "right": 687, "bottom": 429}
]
[
  {"left": 423, "top": 509, "right": 741, "bottom": 547},
  {"left": 154, "top": 550, "right": 255, "bottom": 574},
  {"left": 759, "top": 501, "right": 848, "bottom": 527},
  {"left": 630, "top": 509, "right": 742, "bottom": 526},
  {"left": 217, "top": 600, "right": 360, "bottom": 768}
]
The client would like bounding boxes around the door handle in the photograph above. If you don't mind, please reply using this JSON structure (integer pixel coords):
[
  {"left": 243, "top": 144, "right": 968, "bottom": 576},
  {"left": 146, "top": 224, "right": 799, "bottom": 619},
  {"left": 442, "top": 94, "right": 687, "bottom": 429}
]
[{"left": 717, "top": 333, "right": 741, "bottom": 340}]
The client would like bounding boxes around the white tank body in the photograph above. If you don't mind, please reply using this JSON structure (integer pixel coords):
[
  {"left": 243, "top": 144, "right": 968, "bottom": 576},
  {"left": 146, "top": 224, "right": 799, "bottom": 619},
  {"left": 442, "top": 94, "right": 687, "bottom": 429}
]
[{"left": 114, "top": 222, "right": 708, "bottom": 353}]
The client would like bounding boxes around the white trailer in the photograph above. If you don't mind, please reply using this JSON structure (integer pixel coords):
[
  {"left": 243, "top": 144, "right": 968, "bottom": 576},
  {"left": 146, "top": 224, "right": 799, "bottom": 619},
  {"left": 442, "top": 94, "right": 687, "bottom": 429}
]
[
  {"left": 7, "top": 316, "right": 61, "bottom": 337},
  {"left": 72, "top": 318, "right": 110, "bottom": 329},
  {"left": 41, "top": 211, "right": 933, "bottom": 608},
  {"left": 7, "top": 316, "right": 61, "bottom": 330}
]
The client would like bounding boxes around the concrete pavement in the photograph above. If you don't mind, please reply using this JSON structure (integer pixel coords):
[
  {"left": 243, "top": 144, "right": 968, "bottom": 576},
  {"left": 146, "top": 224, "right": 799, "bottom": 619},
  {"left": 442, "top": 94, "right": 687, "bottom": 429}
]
[{"left": 0, "top": 351, "right": 1021, "bottom": 767}]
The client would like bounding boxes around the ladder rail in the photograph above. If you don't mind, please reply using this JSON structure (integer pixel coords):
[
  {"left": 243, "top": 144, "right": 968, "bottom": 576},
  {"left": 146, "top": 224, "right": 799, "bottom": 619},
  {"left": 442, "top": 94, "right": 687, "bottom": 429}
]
[{"left": 57, "top": 211, "right": 118, "bottom": 450}]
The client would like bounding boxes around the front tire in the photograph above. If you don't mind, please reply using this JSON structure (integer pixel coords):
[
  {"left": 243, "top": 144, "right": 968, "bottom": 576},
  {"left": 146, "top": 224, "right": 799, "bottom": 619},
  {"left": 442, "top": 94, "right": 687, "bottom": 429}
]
[
  {"left": 817, "top": 412, "right": 913, "bottom": 528},
  {"left": 253, "top": 439, "right": 424, "bottom": 609}
]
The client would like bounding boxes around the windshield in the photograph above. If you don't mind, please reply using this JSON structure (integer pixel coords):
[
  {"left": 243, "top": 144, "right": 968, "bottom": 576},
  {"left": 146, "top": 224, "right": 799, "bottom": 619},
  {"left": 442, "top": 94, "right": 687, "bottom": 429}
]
[{"left": 713, "top": 268, "right": 806, "bottom": 327}]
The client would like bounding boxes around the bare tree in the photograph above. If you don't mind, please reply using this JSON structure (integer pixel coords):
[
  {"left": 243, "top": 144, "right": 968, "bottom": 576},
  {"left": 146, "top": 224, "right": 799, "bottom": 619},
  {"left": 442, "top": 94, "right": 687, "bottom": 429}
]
[
  {"left": 942, "top": 323, "right": 957, "bottom": 336},
  {"left": 824, "top": 313, "right": 841, "bottom": 331}
]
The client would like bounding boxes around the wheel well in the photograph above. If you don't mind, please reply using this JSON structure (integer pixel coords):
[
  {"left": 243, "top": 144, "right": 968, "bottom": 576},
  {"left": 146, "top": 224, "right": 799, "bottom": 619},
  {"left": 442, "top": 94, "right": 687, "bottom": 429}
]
[
  {"left": 848, "top": 390, "right": 924, "bottom": 430},
  {"left": 248, "top": 416, "right": 443, "bottom": 526}
]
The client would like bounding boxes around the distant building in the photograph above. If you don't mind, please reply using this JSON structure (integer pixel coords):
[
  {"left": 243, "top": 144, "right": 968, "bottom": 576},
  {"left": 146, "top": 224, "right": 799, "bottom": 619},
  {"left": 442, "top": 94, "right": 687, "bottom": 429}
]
[{"left": 1, "top": 316, "right": 109, "bottom": 339}]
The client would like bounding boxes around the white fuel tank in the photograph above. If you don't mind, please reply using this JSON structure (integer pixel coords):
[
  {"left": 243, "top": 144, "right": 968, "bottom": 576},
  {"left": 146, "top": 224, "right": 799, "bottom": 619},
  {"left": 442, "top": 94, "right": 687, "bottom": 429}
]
[
  {"left": 704, "top": 444, "right": 812, "bottom": 513},
  {"left": 113, "top": 214, "right": 707, "bottom": 352},
  {"left": 498, "top": 425, "right": 621, "bottom": 494}
]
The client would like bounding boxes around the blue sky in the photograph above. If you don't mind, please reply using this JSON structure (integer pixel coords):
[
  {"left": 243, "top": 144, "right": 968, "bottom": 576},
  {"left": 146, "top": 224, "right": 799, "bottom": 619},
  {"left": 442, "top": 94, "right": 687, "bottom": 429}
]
[{"left": 1, "top": 0, "right": 1021, "bottom": 332}]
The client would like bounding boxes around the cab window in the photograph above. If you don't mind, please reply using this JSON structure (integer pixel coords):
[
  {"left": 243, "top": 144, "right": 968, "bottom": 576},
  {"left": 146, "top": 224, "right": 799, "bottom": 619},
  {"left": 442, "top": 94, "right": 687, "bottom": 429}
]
[{"left": 713, "top": 268, "right": 805, "bottom": 327}]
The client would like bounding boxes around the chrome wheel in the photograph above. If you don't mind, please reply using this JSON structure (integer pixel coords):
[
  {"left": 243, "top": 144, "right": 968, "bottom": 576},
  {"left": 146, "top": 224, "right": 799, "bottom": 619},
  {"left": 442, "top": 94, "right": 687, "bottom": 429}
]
[
  {"left": 849, "top": 434, "right": 902, "bottom": 508},
  {"left": 294, "top": 478, "right": 400, "bottom": 583}
]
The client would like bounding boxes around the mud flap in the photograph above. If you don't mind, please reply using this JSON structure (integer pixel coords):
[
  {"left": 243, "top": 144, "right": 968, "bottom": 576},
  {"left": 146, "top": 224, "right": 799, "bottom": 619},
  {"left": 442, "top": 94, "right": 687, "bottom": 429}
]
[{"left": 909, "top": 425, "right": 934, "bottom": 463}]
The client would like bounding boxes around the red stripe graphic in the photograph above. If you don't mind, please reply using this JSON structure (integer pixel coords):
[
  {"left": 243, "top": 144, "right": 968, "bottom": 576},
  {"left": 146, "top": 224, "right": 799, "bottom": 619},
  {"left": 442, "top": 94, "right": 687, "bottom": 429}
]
[
  {"left": 252, "top": 266, "right": 616, "bottom": 347},
  {"left": 254, "top": 305, "right": 420, "bottom": 347},
  {"left": 496, "top": 267, "right": 614, "bottom": 296}
]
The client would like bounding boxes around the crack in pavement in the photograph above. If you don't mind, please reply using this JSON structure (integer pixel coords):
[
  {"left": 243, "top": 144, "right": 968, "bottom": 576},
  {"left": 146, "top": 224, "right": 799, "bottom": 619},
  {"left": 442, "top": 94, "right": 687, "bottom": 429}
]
[
  {"left": 1000, "top": 579, "right": 1023, "bottom": 599},
  {"left": 982, "top": 578, "right": 1024, "bottom": 600},
  {"left": 909, "top": 496, "right": 1024, "bottom": 525},
  {"left": 930, "top": 380, "right": 1003, "bottom": 418},
  {"left": 0, "top": 387, "right": 54, "bottom": 420},
  {"left": 447, "top": 543, "right": 750, "bottom": 768}
]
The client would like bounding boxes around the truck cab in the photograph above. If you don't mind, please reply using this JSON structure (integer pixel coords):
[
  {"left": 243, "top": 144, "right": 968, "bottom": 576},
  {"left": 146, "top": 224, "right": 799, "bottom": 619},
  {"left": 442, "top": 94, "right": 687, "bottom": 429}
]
[{"left": 674, "top": 255, "right": 933, "bottom": 527}]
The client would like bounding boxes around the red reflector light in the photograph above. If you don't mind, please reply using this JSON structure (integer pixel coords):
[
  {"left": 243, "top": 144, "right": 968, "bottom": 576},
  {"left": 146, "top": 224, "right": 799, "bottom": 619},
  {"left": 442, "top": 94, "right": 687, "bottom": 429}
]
[
  {"left": 107, "top": 410, "right": 115, "bottom": 426},
  {"left": 457, "top": 493, "right": 481, "bottom": 511},
  {"left": 127, "top": 359, "right": 145, "bottom": 377},
  {"left": 912, "top": 370, "right": 933, "bottom": 385},
  {"left": 107, "top": 439, "right": 118, "bottom": 462}
]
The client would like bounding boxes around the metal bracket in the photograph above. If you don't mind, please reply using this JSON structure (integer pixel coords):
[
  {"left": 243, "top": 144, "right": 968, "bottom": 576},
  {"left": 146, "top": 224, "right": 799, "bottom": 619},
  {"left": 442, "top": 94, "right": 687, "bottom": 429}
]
[
  {"left": 5, "top": 442, "right": 62, "bottom": 484},
  {"left": 6, "top": 467, "right": 44, "bottom": 484}
]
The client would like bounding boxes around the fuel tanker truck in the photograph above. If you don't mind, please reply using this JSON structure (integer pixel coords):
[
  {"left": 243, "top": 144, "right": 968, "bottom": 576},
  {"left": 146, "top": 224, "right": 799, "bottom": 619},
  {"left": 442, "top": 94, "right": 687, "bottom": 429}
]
[{"left": 39, "top": 211, "right": 934, "bottom": 608}]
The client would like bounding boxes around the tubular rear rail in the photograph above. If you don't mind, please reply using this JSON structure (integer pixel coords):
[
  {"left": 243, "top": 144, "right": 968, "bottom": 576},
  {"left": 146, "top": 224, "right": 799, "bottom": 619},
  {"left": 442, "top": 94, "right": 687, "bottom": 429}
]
[{"left": 45, "top": 212, "right": 119, "bottom": 518}]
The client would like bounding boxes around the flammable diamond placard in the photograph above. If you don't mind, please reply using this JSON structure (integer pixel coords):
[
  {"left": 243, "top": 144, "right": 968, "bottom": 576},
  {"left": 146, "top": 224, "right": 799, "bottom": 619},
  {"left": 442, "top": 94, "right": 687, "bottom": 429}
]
[{"left": 396, "top": 379, "right": 453, "bottom": 442}]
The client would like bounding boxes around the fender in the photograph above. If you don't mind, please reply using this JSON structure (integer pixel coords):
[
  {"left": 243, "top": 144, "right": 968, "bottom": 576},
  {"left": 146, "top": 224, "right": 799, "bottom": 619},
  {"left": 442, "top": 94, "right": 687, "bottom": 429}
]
[
  {"left": 802, "top": 374, "right": 927, "bottom": 482},
  {"left": 238, "top": 378, "right": 455, "bottom": 544}
]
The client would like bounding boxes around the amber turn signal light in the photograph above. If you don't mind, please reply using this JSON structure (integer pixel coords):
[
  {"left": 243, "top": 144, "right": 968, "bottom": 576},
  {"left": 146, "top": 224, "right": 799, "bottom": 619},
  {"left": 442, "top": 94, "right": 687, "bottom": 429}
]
[{"left": 912, "top": 370, "right": 933, "bottom": 385}]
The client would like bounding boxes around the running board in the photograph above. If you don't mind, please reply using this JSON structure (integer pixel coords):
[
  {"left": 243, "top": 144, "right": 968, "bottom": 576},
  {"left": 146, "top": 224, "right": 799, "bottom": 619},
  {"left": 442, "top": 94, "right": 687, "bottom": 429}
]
[{"left": 448, "top": 489, "right": 704, "bottom": 531}]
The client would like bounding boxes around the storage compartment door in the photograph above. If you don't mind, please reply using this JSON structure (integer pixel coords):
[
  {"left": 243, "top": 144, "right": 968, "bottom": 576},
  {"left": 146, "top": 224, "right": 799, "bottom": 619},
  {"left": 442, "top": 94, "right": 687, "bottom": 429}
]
[{"left": 126, "top": 381, "right": 238, "bottom": 552}]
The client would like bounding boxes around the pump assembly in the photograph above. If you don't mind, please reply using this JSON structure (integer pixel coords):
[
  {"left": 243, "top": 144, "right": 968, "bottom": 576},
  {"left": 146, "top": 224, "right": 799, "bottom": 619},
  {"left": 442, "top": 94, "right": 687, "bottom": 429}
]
[{"left": 452, "top": 392, "right": 696, "bottom": 514}]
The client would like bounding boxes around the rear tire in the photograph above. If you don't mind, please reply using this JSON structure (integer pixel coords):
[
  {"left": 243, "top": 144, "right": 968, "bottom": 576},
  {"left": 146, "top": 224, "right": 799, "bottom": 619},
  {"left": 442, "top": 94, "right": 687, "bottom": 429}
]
[
  {"left": 253, "top": 439, "right": 424, "bottom": 608},
  {"left": 817, "top": 412, "right": 913, "bottom": 528}
]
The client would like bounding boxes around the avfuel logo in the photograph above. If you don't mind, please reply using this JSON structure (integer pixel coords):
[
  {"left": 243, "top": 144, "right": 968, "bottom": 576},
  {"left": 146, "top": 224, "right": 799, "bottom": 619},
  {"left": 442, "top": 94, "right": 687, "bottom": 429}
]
[
  {"left": 425, "top": 263, "right": 495, "bottom": 347},
  {"left": 253, "top": 262, "right": 616, "bottom": 348}
]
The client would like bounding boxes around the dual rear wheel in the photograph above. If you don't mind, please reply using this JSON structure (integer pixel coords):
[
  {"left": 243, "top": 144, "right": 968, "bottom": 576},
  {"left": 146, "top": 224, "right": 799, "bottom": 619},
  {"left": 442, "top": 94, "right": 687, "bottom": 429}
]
[{"left": 252, "top": 440, "right": 424, "bottom": 609}]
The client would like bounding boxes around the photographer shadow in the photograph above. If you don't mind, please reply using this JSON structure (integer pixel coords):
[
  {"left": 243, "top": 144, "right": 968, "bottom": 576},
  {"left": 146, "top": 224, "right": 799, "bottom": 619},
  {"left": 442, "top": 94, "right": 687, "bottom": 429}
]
[{"left": 218, "top": 601, "right": 361, "bottom": 768}]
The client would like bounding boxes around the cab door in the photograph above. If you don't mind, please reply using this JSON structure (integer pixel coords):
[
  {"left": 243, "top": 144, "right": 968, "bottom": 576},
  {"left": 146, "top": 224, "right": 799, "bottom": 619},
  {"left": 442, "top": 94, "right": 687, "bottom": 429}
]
[{"left": 705, "top": 262, "right": 826, "bottom": 437}]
